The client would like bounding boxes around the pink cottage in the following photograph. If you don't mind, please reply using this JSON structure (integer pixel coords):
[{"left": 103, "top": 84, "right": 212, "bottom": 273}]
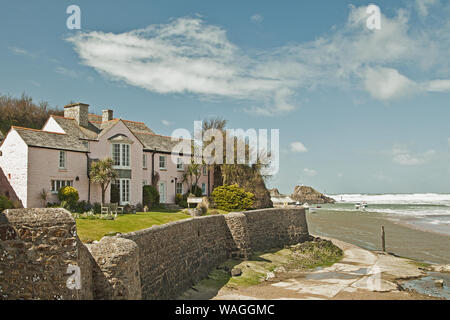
[{"left": 0, "top": 103, "right": 212, "bottom": 208}]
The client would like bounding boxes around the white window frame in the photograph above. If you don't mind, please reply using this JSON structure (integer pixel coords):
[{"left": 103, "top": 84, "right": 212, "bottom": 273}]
[
  {"left": 51, "top": 180, "right": 73, "bottom": 194},
  {"left": 143, "top": 153, "right": 147, "bottom": 169},
  {"left": 176, "top": 182, "right": 183, "bottom": 195},
  {"left": 111, "top": 143, "right": 131, "bottom": 169},
  {"left": 120, "top": 179, "right": 130, "bottom": 205},
  {"left": 201, "top": 183, "right": 207, "bottom": 195},
  {"left": 202, "top": 165, "right": 207, "bottom": 176},
  {"left": 159, "top": 155, "right": 166, "bottom": 170},
  {"left": 159, "top": 182, "right": 166, "bottom": 203},
  {"left": 176, "top": 158, "right": 183, "bottom": 171},
  {"left": 59, "top": 150, "right": 66, "bottom": 169}
]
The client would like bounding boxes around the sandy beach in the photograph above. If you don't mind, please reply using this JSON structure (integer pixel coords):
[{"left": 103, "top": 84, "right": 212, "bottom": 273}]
[{"left": 307, "top": 209, "right": 450, "bottom": 265}]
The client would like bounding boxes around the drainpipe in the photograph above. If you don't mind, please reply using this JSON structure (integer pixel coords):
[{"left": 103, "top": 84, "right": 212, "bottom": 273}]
[
  {"left": 86, "top": 153, "right": 91, "bottom": 203},
  {"left": 151, "top": 151, "right": 155, "bottom": 185},
  {"left": 207, "top": 166, "right": 211, "bottom": 196}
]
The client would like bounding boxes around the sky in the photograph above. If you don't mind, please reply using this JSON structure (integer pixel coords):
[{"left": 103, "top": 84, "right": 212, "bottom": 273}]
[{"left": 1, "top": 0, "right": 449, "bottom": 194}]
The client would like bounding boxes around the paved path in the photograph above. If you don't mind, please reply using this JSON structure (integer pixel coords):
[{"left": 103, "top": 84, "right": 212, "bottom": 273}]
[{"left": 214, "top": 237, "right": 428, "bottom": 300}]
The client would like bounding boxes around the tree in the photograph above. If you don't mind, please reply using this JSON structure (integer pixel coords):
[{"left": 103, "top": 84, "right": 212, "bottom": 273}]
[
  {"left": 90, "top": 158, "right": 118, "bottom": 204},
  {"left": 182, "top": 162, "right": 201, "bottom": 193},
  {"left": 0, "top": 93, "right": 63, "bottom": 135},
  {"left": 201, "top": 117, "right": 273, "bottom": 209}
]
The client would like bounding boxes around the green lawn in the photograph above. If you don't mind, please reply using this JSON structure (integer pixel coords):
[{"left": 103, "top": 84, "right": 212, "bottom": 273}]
[{"left": 76, "top": 210, "right": 191, "bottom": 243}]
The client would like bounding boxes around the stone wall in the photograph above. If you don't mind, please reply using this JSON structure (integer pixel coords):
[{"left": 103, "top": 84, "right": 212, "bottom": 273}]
[
  {"left": 118, "top": 208, "right": 309, "bottom": 300},
  {"left": 119, "top": 215, "right": 235, "bottom": 299},
  {"left": 0, "top": 208, "right": 92, "bottom": 300},
  {"left": 0, "top": 207, "right": 308, "bottom": 300}
]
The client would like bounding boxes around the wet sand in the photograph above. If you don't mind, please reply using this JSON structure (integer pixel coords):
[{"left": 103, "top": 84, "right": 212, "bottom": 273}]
[{"left": 307, "top": 210, "right": 450, "bottom": 265}]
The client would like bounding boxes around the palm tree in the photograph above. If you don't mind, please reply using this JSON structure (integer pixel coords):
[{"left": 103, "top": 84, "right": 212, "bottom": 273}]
[
  {"left": 182, "top": 162, "right": 201, "bottom": 193},
  {"left": 90, "top": 158, "right": 119, "bottom": 204}
]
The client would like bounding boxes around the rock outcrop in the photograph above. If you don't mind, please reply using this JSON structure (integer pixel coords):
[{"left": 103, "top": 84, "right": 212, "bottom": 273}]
[
  {"left": 269, "top": 188, "right": 281, "bottom": 197},
  {"left": 291, "top": 186, "right": 335, "bottom": 204}
]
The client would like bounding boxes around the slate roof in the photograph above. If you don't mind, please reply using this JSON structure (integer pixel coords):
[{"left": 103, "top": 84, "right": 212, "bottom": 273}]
[
  {"left": 13, "top": 127, "right": 89, "bottom": 152},
  {"left": 50, "top": 116, "right": 100, "bottom": 140},
  {"left": 5, "top": 109, "right": 177, "bottom": 153},
  {"left": 133, "top": 132, "right": 182, "bottom": 153}
]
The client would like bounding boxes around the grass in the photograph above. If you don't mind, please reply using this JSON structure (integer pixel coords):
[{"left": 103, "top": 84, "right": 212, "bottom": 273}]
[{"left": 76, "top": 210, "right": 191, "bottom": 243}]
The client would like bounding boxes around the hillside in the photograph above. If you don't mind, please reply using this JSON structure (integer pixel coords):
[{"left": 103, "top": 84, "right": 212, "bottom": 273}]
[{"left": 0, "top": 94, "right": 63, "bottom": 135}]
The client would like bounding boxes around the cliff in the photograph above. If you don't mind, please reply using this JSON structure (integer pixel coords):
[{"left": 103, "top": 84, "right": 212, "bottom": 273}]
[{"left": 291, "top": 186, "right": 335, "bottom": 204}]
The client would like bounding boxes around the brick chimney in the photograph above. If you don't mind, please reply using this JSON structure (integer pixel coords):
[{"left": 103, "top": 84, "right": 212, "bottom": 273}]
[
  {"left": 64, "top": 103, "right": 89, "bottom": 127},
  {"left": 102, "top": 109, "right": 114, "bottom": 123}
]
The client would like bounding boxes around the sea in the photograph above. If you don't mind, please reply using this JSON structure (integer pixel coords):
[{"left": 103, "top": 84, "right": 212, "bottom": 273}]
[{"left": 323, "top": 193, "right": 450, "bottom": 236}]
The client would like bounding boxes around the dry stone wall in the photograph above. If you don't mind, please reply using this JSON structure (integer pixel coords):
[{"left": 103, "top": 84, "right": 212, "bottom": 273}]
[{"left": 0, "top": 207, "right": 308, "bottom": 300}]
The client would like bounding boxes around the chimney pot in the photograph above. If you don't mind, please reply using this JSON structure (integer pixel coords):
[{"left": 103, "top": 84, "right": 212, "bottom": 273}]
[{"left": 102, "top": 109, "right": 114, "bottom": 123}]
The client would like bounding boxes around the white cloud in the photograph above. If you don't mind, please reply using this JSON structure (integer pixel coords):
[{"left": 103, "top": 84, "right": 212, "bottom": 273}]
[
  {"left": 8, "top": 46, "right": 37, "bottom": 58},
  {"left": 364, "top": 67, "right": 418, "bottom": 100},
  {"left": 290, "top": 141, "right": 308, "bottom": 153},
  {"left": 391, "top": 146, "right": 435, "bottom": 165},
  {"left": 427, "top": 80, "right": 450, "bottom": 92},
  {"left": 67, "top": 4, "right": 450, "bottom": 115},
  {"left": 162, "top": 120, "right": 174, "bottom": 126},
  {"left": 250, "top": 14, "right": 264, "bottom": 24},
  {"left": 415, "top": 0, "right": 439, "bottom": 17},
  {"left": 55, "top": 66, "right": 80, "bottom": 78},
  {"left": 303, "top": 168, "right": 317, "bottom": 176}
]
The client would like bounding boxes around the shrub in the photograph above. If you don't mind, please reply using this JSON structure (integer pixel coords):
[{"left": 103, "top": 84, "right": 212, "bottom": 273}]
[
  {"left": 71, "top": 200, "right": 92, "bottom": 213},
  {"left": 92, "top": 202, "right": 101, "bottom": 214},
  {"left": 136, "top": 203, "right": 144, "bottom": 212},
  {"left": 0, "top": 195, "right": 14, "bottom": 212},
  {"left": 211, "top": 184, "right": 255, "bottom": 212},
  {"left": 143, "top": 185, "right": 160, "bottom": 208},
  {"left": 190, "top": 185, "right": 203, "bottom": 197},
  {"left": 175, "top": 193, "right": 187, "bottom": 208},
  {"left": 58, "top": 186, "right": 79, "bottom": 206}
]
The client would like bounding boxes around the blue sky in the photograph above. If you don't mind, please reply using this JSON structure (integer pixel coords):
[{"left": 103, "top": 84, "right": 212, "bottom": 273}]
[{"left": 1, "top": 0, "right": 449, "bottom": 194}]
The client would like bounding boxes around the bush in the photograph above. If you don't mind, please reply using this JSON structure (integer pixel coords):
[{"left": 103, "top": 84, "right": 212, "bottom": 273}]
[
  {"left": 0, "top": 195, "right": 14, "bottom": 212},
  {"left": 92, "top": 202, "right": 101, "bottom": 214},
  {"left": 211, "top": 184, "right": 255, "bottom": 212},
  {"left": 190, "top": 185, "right": 203, "bottom": 197},
  {"left": 71, "top": 200, "right": 92, "bottom": 213},
  {"left": 175, "top": 193, "right": 187, "bottom": 208},
  {"left": 58, "top": 186, "right": 79, "bottom": 206},
  {"left": 143, "top": 185, "right": 159, "bottom": 208}
]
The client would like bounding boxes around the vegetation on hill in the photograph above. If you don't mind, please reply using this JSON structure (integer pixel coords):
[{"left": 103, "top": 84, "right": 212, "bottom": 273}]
[
  {"left": 0, "top": 93, "right": 63, "bottom": 135},
  {"left": 202, "top": 117, "right": 273, "bottom": 209}
]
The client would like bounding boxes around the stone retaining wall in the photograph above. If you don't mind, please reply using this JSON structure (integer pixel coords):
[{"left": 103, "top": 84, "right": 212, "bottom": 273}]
[{"left": 0, "top": 207, "right": 308, "bottom": 300}]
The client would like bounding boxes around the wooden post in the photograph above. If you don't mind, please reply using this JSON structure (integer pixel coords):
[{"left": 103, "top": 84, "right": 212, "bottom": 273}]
[{"left": 381, "top": 226, "right": 386, "bottom": 252}]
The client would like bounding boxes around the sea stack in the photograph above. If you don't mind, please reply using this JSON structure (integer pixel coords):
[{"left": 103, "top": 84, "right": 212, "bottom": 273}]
[{"left": 291, "top": 186, "right": 335, "bottom": 204}]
